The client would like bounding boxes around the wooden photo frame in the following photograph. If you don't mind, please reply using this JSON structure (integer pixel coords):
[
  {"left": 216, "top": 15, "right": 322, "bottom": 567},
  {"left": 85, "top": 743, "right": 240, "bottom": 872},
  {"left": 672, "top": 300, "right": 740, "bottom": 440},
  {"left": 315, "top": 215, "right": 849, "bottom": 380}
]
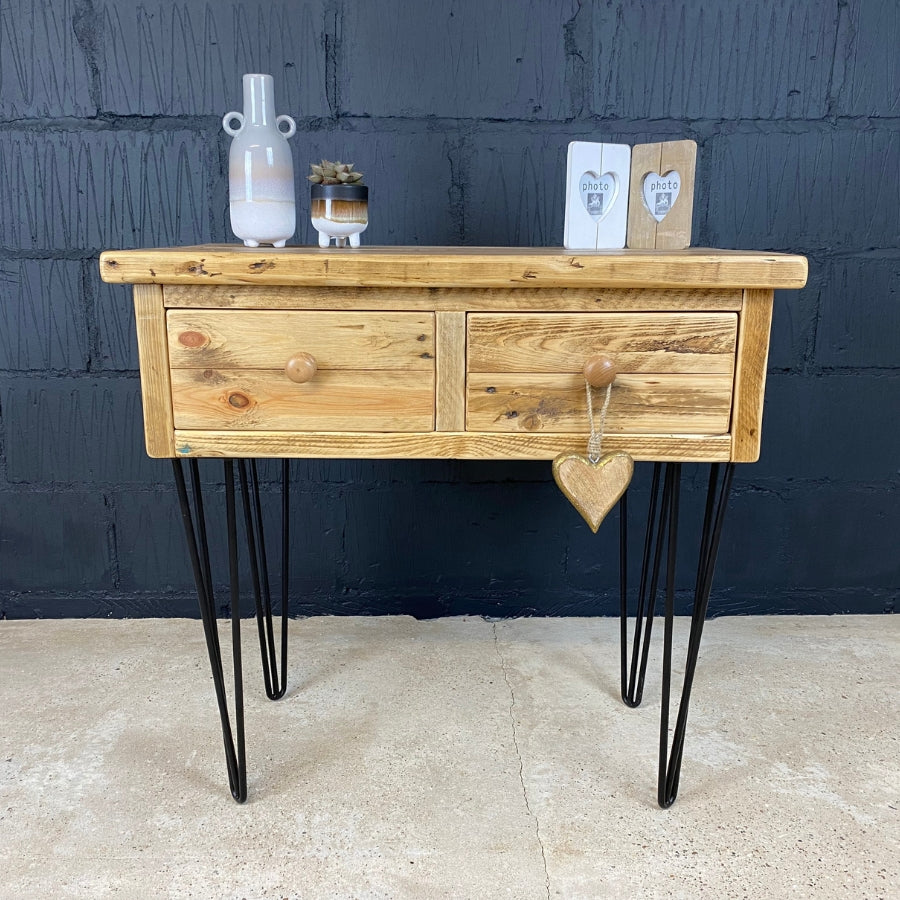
[{"left": 627, "top": 140, "right": 697, "bottom": 250}]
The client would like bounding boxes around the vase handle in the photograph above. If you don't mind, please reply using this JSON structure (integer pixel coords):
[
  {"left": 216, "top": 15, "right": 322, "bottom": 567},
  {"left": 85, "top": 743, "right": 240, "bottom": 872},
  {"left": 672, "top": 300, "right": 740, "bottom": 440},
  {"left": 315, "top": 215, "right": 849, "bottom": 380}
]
[
  {"left": 276, "top": 115, "right": 297, "bottom": 139},
  {"left": 222, "top": 111, "right": 244, "bottom": 136}
]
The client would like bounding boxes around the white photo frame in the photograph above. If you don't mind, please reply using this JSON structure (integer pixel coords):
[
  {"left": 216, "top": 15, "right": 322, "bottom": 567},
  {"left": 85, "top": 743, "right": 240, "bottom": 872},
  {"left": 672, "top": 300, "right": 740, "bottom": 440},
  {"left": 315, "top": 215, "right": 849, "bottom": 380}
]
[{"left": 564, "top": 141, "right": 631, "bottom": 250}]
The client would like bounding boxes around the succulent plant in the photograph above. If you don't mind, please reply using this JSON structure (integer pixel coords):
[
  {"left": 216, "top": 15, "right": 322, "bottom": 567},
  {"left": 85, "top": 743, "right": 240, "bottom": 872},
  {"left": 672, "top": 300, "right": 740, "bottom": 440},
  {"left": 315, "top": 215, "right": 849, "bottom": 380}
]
[{"left": 308, "top": 160, "right": 365, "bottom": 185}]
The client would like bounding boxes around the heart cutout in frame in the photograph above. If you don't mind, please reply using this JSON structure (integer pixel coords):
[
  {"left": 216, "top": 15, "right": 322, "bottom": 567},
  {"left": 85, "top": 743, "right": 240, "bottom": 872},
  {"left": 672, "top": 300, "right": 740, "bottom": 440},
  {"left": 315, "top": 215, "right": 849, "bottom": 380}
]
[
  {"left": 580, "top": 171, "right": 619, "bottom": 222},
  {"left": 642, "top": 170, "right": 681, "bottom": 222},
  {"left": 552, "top": 450, "right": 634, "bottom": 533}
]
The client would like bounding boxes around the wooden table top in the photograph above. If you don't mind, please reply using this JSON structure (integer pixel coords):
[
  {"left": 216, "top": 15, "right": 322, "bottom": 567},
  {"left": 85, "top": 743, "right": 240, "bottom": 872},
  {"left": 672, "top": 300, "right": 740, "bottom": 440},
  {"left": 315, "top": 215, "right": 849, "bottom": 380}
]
[{"left": 99, "top": 245, "right": 808, "bottom": 290}]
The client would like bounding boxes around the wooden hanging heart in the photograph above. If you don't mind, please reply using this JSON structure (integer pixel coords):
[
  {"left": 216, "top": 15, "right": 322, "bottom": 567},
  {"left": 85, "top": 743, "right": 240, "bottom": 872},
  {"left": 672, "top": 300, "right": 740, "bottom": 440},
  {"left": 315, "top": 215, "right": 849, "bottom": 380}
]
[{"left": 552, "top": 451, "right": 634, "bottom": 533}]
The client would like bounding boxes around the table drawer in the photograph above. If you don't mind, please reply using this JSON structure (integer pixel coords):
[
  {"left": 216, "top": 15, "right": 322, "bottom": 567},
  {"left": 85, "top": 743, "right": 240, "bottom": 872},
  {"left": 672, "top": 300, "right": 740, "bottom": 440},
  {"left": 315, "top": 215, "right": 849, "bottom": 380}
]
[
  {"left": 167, "top": 310, "right": 434, "bottom": 370},
  {"left": 466, "top": 312, "right": 737, "bottom": 434},
  {"left": 168, "top": 310, "right": 435, "bottom": 432}
]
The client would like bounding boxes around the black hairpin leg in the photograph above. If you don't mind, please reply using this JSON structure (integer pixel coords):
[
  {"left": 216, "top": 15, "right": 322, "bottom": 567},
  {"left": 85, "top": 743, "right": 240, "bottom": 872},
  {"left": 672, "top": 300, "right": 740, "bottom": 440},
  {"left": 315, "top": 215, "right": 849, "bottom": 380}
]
[
  {"left": 173, "top": 458, "right": 246, "bottom": 802},
  {"left": 239, "top": 459, "right": 289, "bottom": 701},
  {"left": 620, "top": 462, "right": 735, "bottom": 807},
  {"left": 172, "top": 458, "right": 292, "bottom": 802},
  {"left": 619, "top": 462, "right": 666, "bottom": 708},
  {"left": 658, "top": 462, "right": 735, "bottom": 807}
]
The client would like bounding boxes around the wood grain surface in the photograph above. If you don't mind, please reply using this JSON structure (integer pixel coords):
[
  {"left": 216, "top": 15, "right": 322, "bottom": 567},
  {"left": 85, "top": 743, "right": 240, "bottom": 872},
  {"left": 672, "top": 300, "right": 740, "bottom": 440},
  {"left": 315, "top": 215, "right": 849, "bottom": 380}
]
[
  {"left": 435, "top": 311, "right": 467, "bottom": 431},
  {"left": 552, "top": 451, "right": 634, "bottom": 532},
  {"left": 172, "top": 430, "right": 732, "bottom": 462},
  {"left": 466, "top": 373, "right": 733, "bottom": 434},
  {"left": 132, "top": 283, "right": 175, "bottom": 457},
  {"left": 171, "top": 369, "right": 435, "bottom": 432},
  {"left": 731, "top": 289, "right": 775, "bottom": 461},
  {"left": 99, "top": 246, "right": 808, "bottom": 290},
  {"left": 162, "top": 284, "right": 744, "bottom": 313},
  {"left": 467, "top": 312, "right": 737, "bottom": 374},
  {"left": 166, "top": 310, "right": 435, "bottom": 370},
  {"left": 627, "top": 140, "right": 697, "bottom": 250},
  {"left": 116, "top": 252, "right": 790, "bottom": 465}
]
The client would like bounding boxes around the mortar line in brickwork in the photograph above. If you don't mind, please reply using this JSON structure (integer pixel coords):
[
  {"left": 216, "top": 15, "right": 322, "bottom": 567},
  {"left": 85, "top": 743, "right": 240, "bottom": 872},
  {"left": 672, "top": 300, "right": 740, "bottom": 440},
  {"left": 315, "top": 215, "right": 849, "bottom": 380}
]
[
  {"left": 324, "top": 0, "right": 344, "bottom": 117},
  {"left": 79, "top": 258, "right": 100, "bottom": 375},
  {"left": 826, "top": 248, "right": 900, "bottom": 259},
  {"left": 0, "top": 365, "right": 141, "bottom": 377},
  {"left": 3, "top": 477, "right": 890, "bottom": 499},
  {"left": 102, "top": 490, "right": 122, "bottom": 591},
  {"left": 804, "top": 266, "right": 821, "bottom": 379},
  {"left": 0, "top": 484, "right": 178, "bottom": 494},
  {"left": 0, "top": 481, "right": 416, "bottom": 495},
  {"left": 0, "top": 372, "right": 142, "bottom": 381},
  {"left": 71, "top": 0, "right": 102, "bottom": 110},
  {"left": 0, "top": 250, "right": 107, "bottom": 262},
  {"left": 0, "top": 116, "right": 221, "bottom": 132},
  {"left": 5, "top": 114, "right": 900, "bottom": 132},
  {"left": 824, "top": 0, "right": 850, "bottom": 118},
  {"left": 807, "top": 367, "right": 900, "bottom": 377},
  {"left": 0, "top": 411, "right": 6, "bottom": 484}
]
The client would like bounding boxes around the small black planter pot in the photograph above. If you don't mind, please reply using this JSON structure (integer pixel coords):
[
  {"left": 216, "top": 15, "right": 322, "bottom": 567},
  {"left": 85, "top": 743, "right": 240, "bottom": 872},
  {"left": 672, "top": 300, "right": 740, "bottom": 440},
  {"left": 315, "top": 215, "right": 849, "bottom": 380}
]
[{"left": 310, "top": 183, "right": 369, "bottom": 247}]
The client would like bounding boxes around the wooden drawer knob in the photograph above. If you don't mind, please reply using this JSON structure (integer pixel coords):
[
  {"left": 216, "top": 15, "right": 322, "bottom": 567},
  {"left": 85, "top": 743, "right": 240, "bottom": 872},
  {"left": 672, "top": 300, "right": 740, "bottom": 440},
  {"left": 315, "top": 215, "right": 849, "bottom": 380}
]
[
  {"left": 583, "top": 354, "right": 617, "bottom": 388},
  {"left": 285, "top": 352, "right": 317, "bottom": 384}
]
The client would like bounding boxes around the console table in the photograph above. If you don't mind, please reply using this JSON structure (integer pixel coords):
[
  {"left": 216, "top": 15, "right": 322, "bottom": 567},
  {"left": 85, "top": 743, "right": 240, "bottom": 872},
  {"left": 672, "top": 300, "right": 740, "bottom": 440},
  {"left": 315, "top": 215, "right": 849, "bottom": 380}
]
[{"left": 100, "top": 245, "right": 807, "bottom": 806}]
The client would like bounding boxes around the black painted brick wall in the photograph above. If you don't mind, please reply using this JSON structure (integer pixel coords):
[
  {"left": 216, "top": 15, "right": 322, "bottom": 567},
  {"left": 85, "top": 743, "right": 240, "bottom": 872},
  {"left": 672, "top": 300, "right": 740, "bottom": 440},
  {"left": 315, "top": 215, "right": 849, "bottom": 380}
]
[{"left": 1, "top": 0, "right": 897, "bottom": 618}]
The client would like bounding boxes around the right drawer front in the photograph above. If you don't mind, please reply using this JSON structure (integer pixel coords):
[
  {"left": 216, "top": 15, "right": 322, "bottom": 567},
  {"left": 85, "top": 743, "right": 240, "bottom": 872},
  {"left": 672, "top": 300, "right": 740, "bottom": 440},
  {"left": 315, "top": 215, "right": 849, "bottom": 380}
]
[{"left": 466, "top": 312, "right": 738, "bottom": 435}]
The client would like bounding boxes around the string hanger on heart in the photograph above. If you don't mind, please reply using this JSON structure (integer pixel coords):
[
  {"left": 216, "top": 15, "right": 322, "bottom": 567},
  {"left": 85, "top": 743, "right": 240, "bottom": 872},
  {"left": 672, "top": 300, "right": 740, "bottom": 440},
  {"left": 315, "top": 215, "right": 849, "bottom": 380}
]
[{"left": 552, "top": 354, "right": 634, "bottom": 534}]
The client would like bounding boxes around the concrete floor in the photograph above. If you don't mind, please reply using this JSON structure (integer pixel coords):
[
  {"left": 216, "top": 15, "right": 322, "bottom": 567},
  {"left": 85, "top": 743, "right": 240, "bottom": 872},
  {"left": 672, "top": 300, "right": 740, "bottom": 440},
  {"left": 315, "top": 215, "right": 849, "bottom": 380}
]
[{"left": 0, "top": 616, "right": 897, "bottom": 899}]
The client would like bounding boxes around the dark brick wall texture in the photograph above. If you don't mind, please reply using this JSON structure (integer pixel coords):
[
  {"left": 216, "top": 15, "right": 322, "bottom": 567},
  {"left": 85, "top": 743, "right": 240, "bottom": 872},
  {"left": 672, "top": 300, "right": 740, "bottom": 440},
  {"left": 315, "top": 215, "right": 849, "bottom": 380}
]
[{"left": 1, "top": 0, "right": 897, "bottom": 619}]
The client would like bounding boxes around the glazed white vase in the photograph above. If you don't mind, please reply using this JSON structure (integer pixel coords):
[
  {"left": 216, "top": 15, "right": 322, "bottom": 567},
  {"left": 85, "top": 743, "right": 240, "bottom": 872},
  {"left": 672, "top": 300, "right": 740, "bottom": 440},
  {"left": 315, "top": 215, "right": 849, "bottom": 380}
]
[{"left": 223, "top": 74, "right": 296, "bottom": 248}]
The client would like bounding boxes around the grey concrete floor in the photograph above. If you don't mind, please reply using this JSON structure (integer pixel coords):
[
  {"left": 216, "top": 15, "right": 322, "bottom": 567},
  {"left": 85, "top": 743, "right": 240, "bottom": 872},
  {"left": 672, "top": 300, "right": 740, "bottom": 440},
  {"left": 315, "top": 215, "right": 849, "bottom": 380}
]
[{"left": 0, "top": 615, "right": 897, "bottom": 899}]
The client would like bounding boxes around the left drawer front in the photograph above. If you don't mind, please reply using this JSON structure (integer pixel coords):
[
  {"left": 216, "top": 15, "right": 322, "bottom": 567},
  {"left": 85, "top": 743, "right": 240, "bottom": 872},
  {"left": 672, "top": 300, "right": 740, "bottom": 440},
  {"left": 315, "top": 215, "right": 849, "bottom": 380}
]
[{"left": 167, "top": 310, "right": 435, "bottom": 432}]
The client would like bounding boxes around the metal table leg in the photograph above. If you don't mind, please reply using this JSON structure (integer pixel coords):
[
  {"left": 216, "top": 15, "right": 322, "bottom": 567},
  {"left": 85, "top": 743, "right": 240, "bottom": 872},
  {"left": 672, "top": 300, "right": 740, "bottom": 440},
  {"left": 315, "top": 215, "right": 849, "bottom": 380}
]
[
  {"left": 238, "top": 459, "right": 289, "bottom": 701},
  {"left": 620, "top": 462, "right": 736, "bottom": 807},
  {"left": 172, "top": 458, "right": 290, "bottom": 803},
  {"left": 175, "top": 453, "right": 731, "bottom": 806}
]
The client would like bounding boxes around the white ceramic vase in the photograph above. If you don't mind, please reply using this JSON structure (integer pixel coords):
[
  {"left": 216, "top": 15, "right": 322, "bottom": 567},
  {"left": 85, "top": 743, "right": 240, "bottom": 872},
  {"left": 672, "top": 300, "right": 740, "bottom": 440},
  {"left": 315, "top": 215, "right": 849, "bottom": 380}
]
[{"left": 223, "top": 74, "right": 296, "bottom": 248}]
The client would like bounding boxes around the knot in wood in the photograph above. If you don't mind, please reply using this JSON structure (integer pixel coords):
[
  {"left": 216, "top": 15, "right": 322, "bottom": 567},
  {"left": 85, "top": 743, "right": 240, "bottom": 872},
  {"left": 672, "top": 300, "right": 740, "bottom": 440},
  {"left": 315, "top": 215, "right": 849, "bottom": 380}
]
[{"left": 178, "top": 330, "right": 208, "bottom": 348}]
